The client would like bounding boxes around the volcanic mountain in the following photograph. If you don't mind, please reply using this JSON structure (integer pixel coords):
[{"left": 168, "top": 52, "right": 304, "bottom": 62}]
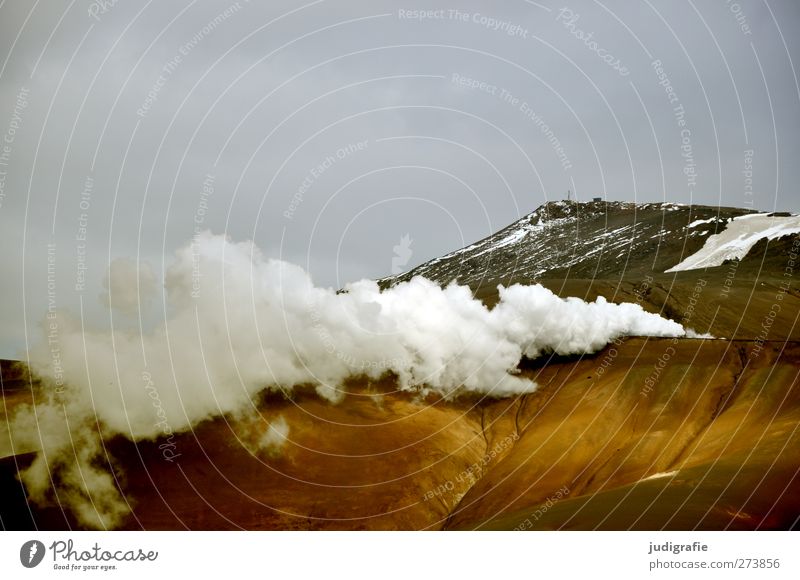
[{"left": 2, "top": 200, "right": 799, "bottom": 530}]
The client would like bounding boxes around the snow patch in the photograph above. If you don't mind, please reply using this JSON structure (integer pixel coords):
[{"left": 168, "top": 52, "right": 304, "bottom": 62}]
[
  {"left": 687, "top": 217, "right": 718, "bottom": 228},
  {"left": 642, "top": 470, "right": 679, "bottom": 481},
  {"left": 666, "top": 213, "right": 800, "bottom": 272}
]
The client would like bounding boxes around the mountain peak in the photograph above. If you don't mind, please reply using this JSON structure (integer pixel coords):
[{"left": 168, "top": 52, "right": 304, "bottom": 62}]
[{"left": 381, "top": 200, "right": 785, "bottom": 290}]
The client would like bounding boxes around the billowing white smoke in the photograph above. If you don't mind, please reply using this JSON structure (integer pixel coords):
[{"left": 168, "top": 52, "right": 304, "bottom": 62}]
[{"left": 11, "top": 232, "right": 685, "bottom": 528}]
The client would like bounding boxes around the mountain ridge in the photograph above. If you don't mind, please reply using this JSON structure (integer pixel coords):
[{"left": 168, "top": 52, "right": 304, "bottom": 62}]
[{"left": 380, "top": 200, "right": 797, "bottom": 290}]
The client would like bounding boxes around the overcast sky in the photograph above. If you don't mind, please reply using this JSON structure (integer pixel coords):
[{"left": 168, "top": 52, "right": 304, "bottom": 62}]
[{"left": 0, "top": 0, "right": 799, "bottom": 357}]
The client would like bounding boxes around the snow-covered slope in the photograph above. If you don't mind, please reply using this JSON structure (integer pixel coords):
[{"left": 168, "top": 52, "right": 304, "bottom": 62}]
[
  {"left": 665, "top": 213, "right": 800, "bottom": 272},
  {"left": 380, "top": 200, "right": 756, "bottom": 289}
]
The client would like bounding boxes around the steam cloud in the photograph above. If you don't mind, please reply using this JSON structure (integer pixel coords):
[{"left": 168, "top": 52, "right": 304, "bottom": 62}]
[
  {"left": 10, "top": 232, "right": 685, "bottom": 528},
  {"left": 100, "top": 257, "right": 157, "bottom": 316}
]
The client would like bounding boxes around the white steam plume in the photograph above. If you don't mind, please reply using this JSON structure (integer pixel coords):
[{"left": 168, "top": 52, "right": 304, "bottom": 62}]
[
  {"left": 11, "top": 232, "right": 685, "bottom": 527},
  {"left": 100, "top": 257, "right": 157, "bottom": 316}
]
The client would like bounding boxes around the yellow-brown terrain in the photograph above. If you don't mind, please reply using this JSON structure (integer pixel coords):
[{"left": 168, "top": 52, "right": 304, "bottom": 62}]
[{"left": 2, "top": 202, "right": 798, "bottom": 530}]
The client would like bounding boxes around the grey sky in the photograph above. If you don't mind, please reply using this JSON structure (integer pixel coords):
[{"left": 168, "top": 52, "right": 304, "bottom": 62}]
[{"left": 0, "top": 0, "right": 799, "bottom": 357}]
